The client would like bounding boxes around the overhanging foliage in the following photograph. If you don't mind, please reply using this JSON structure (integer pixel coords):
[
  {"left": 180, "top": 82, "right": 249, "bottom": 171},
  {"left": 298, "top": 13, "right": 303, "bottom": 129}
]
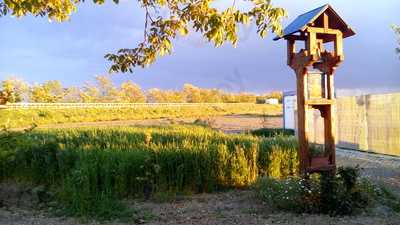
[{"left": 0, "top": 0, "right": 286, "bottom": 73}]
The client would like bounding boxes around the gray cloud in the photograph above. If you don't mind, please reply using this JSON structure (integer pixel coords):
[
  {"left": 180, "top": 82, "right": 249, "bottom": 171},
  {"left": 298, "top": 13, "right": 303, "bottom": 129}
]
[{"left": 0, "top": 0, "right": 399, "bottom": 94}]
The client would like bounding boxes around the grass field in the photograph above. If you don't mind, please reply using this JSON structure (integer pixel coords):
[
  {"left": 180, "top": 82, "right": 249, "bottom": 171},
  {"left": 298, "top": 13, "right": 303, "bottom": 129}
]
[
  {"left": 0, "top": 125, "right": 297, "bottom": 218},
  {"left": 0, "top": 104, "right": 281, "bottom": 128}
]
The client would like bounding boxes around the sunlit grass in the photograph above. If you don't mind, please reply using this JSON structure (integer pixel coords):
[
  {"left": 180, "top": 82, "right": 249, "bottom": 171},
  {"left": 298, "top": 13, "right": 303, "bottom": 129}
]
[
  {"left": 0, "top": 125, "right": 296, "bottom": 218},
  {"left": 0, "top": 104, "right": 281, "bottom": 128}
]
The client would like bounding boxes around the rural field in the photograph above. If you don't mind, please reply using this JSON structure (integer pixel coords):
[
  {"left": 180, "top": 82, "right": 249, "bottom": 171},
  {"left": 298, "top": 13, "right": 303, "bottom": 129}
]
[
  {"left": 0, "top": 103, "right": 281, "bottom": 129},
  {"left": 0, "top": 104, "right": 399, "bottom": 225}
]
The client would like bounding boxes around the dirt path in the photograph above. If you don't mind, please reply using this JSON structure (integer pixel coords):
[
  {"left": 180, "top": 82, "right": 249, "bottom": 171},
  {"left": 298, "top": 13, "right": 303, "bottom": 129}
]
[{"left": 33, "top": 114, "right": 282, "bottom": 133}]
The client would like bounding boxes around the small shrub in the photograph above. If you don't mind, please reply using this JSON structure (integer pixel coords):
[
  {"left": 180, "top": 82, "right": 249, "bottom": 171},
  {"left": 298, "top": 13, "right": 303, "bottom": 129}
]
[
  {"left": 250, "top": 128, "right": 294, "bottom": 138},
  {"left": 309, "top": 143, "right": 325, "bottom": 157},
  {"left": 254, "top": 166, "right": 400, "bottom": 216},
  {"left": 193, "top": 117, "right": 216, "bottom": 127}
]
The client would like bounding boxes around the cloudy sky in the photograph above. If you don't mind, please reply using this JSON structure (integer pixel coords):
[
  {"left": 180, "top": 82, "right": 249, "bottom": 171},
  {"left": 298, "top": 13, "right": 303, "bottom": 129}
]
[{"left": 0, "top": 0, "right": 399, "bottom": 94}]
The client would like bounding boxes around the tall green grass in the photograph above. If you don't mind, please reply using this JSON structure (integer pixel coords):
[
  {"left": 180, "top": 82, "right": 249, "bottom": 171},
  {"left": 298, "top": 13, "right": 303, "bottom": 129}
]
[
  {"left": 0, "top": 125, "right": 297, "bottom": 218},
  {"left": 0, "top": 104, "right": 281, "bottom": 128}
]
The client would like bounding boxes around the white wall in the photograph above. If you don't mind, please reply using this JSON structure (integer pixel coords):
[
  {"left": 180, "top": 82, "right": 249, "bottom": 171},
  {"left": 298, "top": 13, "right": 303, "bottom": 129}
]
[{"left": 283, "top": 94, "right": 297, "bottom": 130}]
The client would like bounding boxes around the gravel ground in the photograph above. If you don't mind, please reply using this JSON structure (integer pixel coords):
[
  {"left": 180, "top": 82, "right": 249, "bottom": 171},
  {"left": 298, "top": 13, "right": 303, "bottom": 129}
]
[{"left": 337, "top": 148, "right": 400, "bottom": 194}]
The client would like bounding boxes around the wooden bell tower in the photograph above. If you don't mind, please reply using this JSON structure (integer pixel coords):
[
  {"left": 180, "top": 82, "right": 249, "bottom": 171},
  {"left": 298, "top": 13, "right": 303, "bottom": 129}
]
[{"left": 274, "top": 5, "right": 355, "bottom": 175}]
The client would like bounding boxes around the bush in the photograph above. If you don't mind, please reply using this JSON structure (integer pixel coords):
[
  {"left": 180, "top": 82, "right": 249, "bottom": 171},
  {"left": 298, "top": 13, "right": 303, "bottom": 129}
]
[
  {"left": 250, "top": 128, "right": 294, "bottom": 138},
  {"left": 254, "top": 167, "right": 400, "bottom": 215}
]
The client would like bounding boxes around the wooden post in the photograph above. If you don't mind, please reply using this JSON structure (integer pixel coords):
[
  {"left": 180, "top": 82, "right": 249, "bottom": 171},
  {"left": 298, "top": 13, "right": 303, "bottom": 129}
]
[
  {"left": 334, "top": 32, "right": 343, "bottom": 57},
  {"left": 287, "top": 39, "right": 295, "bottom": 65},
  {"left": 326, "top": 73, "right": 336, "bottom": 166},
  {"left": 296, "top": 68, "right": 309, "bottom": 174}
]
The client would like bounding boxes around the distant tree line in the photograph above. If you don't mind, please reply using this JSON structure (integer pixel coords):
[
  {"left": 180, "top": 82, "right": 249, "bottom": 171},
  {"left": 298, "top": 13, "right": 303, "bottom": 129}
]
[{"left": 0, "top": 76, "right": 282, "bottom": 104}]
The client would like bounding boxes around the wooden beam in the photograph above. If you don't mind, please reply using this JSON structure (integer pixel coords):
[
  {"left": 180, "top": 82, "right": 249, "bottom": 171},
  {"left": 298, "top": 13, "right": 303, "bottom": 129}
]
[
  {"left": 305, "top": 99, "right": 333, "bottom": 105},
  {"left": 325, "top": 73, "right": 336, "bottom": 167},
  {"left": 323, "top": 104, "right": 336, "bottom": 167},
  {"left": 307, "top": 27, "right": 341, "bottom": 35},
  {"left": 287, "top": 39, "right": 295, "bottom": 66},
  {"left": 327, "top": 73, "right": 335, "bottom": 99},
  {"left": 323, "top": 13, "right": 329, "bottom": 31},
  {"left": 307, "top": 31, "right": 317, "bottom": 56},
  {"left": 286, "top": 35, "right": 307, "bottom": 41},
  {"left": 334, "top": 32, "right": 343, "bottom": 57},
  {"left": 317, "top": 39, "right": 324, "bottom": 57}
]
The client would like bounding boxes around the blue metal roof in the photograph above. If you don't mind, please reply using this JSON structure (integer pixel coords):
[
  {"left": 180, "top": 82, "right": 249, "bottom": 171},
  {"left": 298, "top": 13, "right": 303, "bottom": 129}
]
[{"left": 274, "top": 4, "right": 329, "bottom": 41}]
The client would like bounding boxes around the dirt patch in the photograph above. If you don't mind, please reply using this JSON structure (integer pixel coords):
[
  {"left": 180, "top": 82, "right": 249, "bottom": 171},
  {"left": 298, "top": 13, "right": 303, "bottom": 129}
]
[
  {"left": 208, "top": 115, "right": 282, "bottom": 133},
  {"left": 1, "top": 190, "right": 399, "bottom": 225},
  {"left": 133, "top": 190, "right": 400, "bottom": 225}
]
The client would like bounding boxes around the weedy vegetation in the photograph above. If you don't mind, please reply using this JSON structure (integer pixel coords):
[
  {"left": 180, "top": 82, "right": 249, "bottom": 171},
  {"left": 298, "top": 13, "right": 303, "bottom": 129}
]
[{"left": 0, "top": 125, "right": 297, "bottom": 220}]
